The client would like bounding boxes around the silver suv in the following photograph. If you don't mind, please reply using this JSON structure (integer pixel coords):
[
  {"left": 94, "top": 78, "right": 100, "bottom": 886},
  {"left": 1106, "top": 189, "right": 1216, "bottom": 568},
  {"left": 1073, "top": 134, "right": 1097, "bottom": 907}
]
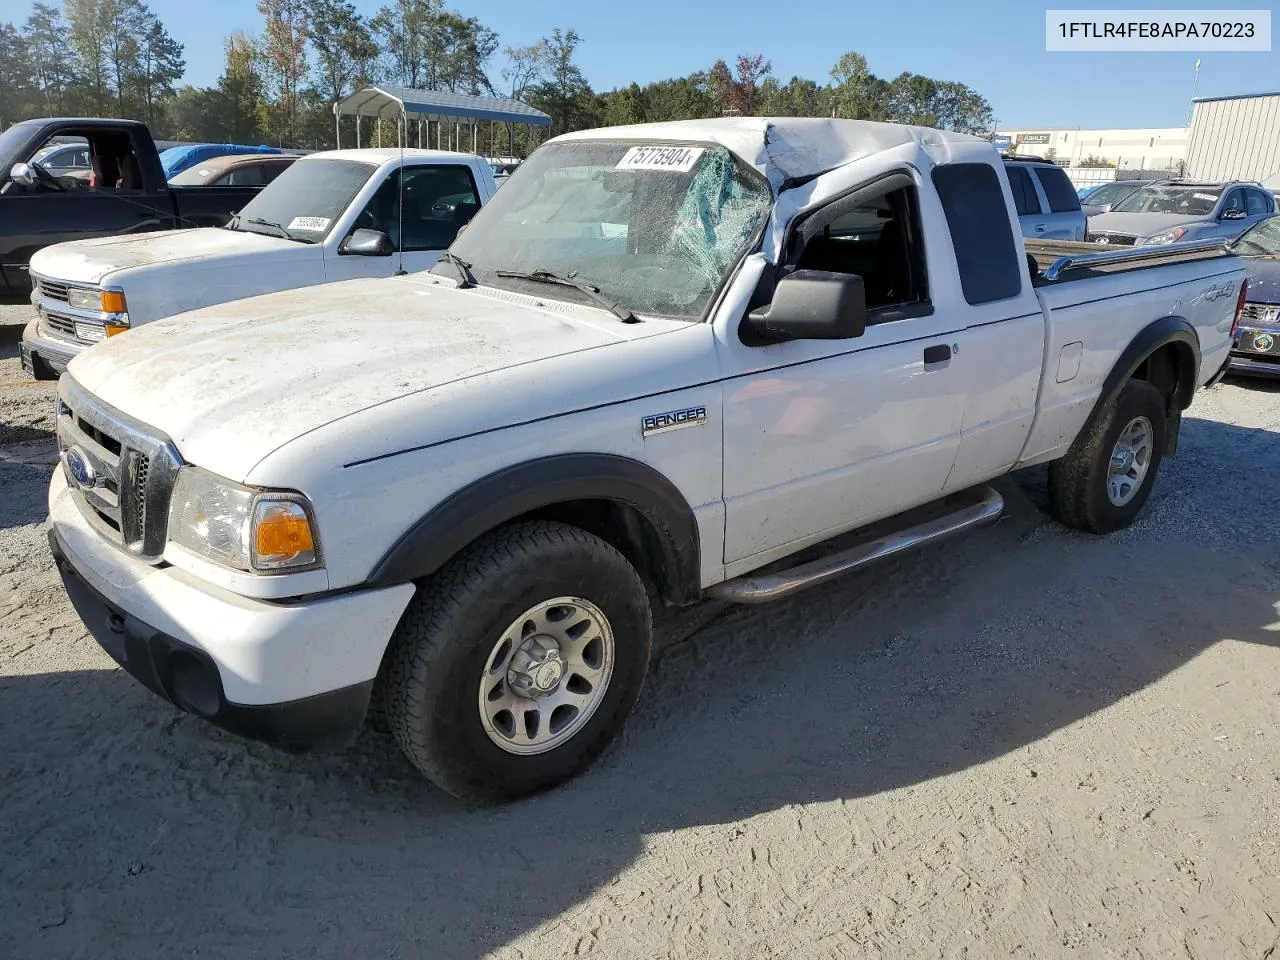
[{"left": 1001, "top": 156, "right": 1086, "bottom": 241}]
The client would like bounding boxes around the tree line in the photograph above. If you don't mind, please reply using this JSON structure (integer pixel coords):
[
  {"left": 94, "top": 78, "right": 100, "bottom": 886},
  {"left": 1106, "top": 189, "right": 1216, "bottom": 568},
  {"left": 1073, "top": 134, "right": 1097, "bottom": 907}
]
[{"left": 0, "top": 0, "right": 994, "bottom": 154}]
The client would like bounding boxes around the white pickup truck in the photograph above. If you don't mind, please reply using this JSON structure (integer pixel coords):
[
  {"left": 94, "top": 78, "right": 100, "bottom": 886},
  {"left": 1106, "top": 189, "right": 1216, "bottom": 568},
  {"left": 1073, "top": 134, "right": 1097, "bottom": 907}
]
[
  {"left": 20, "top": 147, "right": 495, "bottom": 378},
  {"left": 47, "top": 118, "right": 1244, "bottom": 802}
]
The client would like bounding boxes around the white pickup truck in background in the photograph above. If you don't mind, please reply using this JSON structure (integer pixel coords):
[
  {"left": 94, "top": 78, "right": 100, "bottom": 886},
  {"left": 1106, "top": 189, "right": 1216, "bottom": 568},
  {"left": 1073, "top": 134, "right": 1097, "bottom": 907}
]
[
  {"left": 46, "top": 118, "right": 1244, "bottom": 803},
  {"left": 20, "top": 147, "right": 495, "bottom": 378}
]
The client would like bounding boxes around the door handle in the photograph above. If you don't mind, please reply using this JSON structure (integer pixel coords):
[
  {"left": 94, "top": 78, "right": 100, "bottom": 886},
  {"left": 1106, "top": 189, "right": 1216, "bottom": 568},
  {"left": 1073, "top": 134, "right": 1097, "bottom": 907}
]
[
  {"left": 1035, "top": 223, "right": 1047, "bottom": 232},
  {"left": 923, "top": 344, "right": 951, "bottom": 365}
]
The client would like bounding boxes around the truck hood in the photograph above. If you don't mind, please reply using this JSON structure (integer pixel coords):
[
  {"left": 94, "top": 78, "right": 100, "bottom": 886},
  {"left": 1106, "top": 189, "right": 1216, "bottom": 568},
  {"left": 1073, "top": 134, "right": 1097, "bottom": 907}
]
[
  {"left": 1087, "top": 212, "right": 1204, "bottom": 238},
  {"left": 28, "top": 227, "right": 301, "bottom": 285},
  {"left": 1242, "top": 256, "right": 1280, "bottom": 305},
  {"left": 66, "top": 276, "right": 655, "bottom": 481}
]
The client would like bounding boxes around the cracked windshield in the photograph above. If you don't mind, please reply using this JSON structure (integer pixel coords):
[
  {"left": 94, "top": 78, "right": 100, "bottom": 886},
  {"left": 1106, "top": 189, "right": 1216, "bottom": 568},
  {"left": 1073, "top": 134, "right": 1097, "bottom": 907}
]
[{"left": 444, "top": 141, "right": 772, "bottom": 319}]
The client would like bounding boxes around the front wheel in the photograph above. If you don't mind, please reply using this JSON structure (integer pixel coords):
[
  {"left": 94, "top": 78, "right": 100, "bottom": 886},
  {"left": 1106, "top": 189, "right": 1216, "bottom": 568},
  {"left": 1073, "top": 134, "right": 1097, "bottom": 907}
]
[
  {"left": 384, "top": 520, "right": 653, "bottom": 803},
  {"left": 1049, "top": 379, "right": 1168, "bottom": 534}
]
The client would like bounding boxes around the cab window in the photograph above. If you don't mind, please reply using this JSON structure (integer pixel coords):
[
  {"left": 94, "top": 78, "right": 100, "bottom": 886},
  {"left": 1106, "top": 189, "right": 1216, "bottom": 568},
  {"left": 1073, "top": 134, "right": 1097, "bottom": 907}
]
[
  {"left": 350, "top": 165, "right": 481, "bottom": 252},
  {"left": 791, "top": 182, "right": 929, "bottom": 316}
]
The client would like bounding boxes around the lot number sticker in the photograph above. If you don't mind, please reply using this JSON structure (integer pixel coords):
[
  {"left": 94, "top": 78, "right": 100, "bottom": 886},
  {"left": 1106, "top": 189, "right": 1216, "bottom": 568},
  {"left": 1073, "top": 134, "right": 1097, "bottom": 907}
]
[
  {"left": 616, "top": 146, "right": 705, "bottom": 172},
  {"left": 287, "top": 216, "right": 331, "bottom": 232}
]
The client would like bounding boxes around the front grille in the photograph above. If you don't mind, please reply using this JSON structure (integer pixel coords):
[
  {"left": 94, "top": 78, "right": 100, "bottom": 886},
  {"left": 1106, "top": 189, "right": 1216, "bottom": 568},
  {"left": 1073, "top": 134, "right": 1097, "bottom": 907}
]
[
  {"left": 133, "top": 454, "right": 151, "bottom": 533},
  {"left": 41, "top": 311, "right": 79, "bottom": 341},
  {"left": 1088, "top": 233, "right": 1137, "bottom": 246},
  {"left": 41, "top": 313, "right": 77, "bottom": 340},
  {"left": 56, "top": 377, "right": 181, "bottom": 563},
  {"left": 38, "top": 278, "right": 70, "bottom": 302},
  {"left": 1240, "top": 302, "right": 1280, "bottom": 326}
]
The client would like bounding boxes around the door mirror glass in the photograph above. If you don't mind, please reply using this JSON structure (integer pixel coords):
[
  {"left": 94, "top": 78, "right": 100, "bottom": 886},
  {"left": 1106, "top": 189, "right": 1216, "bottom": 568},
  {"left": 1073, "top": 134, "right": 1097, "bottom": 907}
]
[
  {"left": 340, "top": 228, "right": 393, "bottom": 256},
  {"left": 9, "top": 162, "right": 36, "bottom": 187},
  {"left": 1222, "top": 207, "right": 1246, "bottom": 220},
  {"left": 746, "top": 270, "right": 868, "bottom": 343}
]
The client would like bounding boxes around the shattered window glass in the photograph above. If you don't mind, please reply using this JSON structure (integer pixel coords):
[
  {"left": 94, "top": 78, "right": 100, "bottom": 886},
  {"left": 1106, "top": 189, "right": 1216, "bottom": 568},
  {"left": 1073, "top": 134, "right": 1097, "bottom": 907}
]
[
  {"left": 445, "top": 141, "right": 772, "bottom": 320},
  {"left": 669, "top": 147, "right": 771, "bottom": 290}
]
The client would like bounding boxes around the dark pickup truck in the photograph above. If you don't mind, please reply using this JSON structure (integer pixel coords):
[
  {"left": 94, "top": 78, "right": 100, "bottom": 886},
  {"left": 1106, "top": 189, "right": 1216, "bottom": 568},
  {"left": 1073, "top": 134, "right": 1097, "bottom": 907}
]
[{"left": 0, "top": 118, "right": 264, "bottom": 304}]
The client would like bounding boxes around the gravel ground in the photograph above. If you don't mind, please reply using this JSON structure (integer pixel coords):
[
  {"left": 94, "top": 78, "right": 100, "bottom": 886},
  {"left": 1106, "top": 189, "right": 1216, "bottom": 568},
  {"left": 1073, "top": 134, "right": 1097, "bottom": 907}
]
[{"left": 3, "top": 304, "right": 1280, "bottom": 959}]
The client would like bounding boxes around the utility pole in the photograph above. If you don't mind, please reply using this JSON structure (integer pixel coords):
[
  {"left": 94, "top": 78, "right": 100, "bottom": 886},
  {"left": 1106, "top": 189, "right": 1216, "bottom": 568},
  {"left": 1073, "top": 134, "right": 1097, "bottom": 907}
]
[{"left": 1187, "top": 58, "right": 1201, "bottom": 126}]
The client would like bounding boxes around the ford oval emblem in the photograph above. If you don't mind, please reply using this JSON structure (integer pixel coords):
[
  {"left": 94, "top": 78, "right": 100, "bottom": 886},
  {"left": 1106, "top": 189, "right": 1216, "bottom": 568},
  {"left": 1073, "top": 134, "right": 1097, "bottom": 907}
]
[{"left": 65, "top": 446, "right": 96, "bottom": 489}]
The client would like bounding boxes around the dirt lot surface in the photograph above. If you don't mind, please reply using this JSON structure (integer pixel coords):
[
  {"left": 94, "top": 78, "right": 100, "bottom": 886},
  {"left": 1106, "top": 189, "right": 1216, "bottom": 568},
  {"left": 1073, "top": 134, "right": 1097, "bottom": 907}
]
[{"left": 3, "top": 307, "right": 1280, "bottom": 959}]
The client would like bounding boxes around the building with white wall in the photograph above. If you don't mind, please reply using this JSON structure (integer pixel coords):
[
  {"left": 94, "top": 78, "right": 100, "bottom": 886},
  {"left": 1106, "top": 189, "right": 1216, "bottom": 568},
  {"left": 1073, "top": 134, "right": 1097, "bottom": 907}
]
[
  {"left": 993, "top": 127, "right": 1188, "bottom": 173},
  {"left": 1185, "top": 92, "right": 1280, "bottom": 183}
]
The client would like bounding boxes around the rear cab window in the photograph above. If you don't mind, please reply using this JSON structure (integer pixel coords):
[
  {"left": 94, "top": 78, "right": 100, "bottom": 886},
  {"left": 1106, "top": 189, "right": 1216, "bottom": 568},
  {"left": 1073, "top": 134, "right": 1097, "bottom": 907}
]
[
  {"left": 1032, "top": 165, "right": 1082, "bottom": 213},
  {"left": 932, "top": 163, "right": 1023, "bottom": 305}
]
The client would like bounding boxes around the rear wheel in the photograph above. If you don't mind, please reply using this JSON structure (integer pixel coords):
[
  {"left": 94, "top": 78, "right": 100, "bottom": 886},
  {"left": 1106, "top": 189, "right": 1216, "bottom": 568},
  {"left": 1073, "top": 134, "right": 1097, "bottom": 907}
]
[
  {"left": 1049, "top": 379, "right": 1168, "bottom": 534},
  {"left": 385, "top": 520, "right": 652, "bottom": 803}
]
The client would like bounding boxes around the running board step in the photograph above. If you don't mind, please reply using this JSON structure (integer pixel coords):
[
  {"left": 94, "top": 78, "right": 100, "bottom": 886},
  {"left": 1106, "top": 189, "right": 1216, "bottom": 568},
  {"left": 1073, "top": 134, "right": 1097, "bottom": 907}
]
[{"left": 707, "top": 485, "right": 1005, "bottom": 605}]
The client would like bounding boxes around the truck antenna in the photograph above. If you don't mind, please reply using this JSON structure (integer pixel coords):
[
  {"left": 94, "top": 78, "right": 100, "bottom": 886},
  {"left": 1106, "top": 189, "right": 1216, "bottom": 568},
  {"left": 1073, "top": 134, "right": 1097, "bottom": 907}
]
[{"left": 395, "top": 111, "right": 406, "bottom": 276}]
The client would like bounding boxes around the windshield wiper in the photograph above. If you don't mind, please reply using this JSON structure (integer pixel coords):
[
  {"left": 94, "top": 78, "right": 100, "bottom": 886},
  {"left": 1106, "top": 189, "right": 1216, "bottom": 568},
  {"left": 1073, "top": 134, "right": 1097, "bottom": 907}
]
[
  {"left": 439, "top": 250, "right": 476, "bottom": 288},
  {"left": 494, "top": 268, "right": 637, "bottom": 323},
  {"left": 235, "top": 216, "right": 314, "bottom": 243}
]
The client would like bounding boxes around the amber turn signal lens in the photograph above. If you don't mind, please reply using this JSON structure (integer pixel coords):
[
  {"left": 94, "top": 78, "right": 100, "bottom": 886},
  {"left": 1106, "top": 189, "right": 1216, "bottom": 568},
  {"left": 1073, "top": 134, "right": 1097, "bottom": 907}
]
[
  {"left": 253, "top": 501, "right": 317, "bottom": 567},
  {"left": 104, "top": 324, "right": 129, "bottom": 337},
  {"left": 100, "top": 290, "right": 127, "bottom": 314}
]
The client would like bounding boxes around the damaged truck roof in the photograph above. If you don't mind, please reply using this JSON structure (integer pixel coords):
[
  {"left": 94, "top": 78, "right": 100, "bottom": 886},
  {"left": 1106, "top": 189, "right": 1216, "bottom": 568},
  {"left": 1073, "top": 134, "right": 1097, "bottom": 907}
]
[{"left": 555, "top": 116, "right": 986, "bottom": 188}]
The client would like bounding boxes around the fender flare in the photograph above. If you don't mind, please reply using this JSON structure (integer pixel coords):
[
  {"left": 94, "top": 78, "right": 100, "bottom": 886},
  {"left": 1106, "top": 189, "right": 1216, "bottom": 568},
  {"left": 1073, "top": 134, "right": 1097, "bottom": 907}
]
[
  {"left": 368, "top": 453, "right": 702, "bottom": 602},
  {"left": 1088, "top": 315, "right": 1200, "bottom": 455},
  {"left": 1103, "top": 315, "right": 1200, "bottom": 408}
]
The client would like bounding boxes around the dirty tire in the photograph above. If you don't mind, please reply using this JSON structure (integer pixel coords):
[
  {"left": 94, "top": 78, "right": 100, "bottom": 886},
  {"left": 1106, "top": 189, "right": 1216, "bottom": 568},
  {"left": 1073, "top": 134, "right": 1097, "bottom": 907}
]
[
  {"left": 384, "top": 520, "right": 652, "bottom": 803},
  {"left": 1049, "top": 379, "right": 1167, "bottom": 534},
  {"left": 364, "top": 680, "right": 390, "bottom": 734}
]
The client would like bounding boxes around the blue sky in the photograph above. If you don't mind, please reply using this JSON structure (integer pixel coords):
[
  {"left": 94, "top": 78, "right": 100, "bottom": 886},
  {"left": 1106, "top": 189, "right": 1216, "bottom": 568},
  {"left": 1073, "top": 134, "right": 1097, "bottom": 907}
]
[{"left": 3, "top": 0, "right": 1276, "bottom": 128}]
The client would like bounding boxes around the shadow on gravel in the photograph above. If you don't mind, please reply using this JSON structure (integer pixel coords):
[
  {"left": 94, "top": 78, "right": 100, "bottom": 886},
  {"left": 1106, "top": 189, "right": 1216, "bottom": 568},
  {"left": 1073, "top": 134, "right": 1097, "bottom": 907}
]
[
  {"left": 0, "top": 461, "right": 54, "bottom": 531},
  {"left": 0, "top": 423, "right": 55, "bottom": 447},
  {"left": 2, "top": 416, "right": 1278, "bottom": 957},
  {"left": 1223, "top": 373, "right": 1280, "bottom": 394}
]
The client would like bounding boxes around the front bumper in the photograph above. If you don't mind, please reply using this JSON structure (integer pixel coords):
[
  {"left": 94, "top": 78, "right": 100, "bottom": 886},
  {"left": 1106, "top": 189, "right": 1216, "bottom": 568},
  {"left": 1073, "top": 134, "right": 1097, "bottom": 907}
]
[
  {"left": 1228, "top": 323, "right": 1280, "bottom": 378},
  {"left": 48, "top": 469, "right": 416, "bottom": 751},
  {"left": 20, "top": 319, "right": 79, "bottom": 379}
]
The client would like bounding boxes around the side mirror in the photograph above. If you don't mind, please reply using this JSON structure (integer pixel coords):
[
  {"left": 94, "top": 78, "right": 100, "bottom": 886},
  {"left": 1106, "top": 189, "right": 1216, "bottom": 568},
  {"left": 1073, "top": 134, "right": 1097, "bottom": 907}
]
[
  {"left": 9, "top": 162, "right": 36, "bottom": 187},
  {"left": 1222, "top": 208, "right": 1247, "bottom": 220},
  {"left": 340, "top": 228, "right": 393, "bottom": 256},
  {"left": 746, "top": 270, "right": 868, "bottom": 343}
]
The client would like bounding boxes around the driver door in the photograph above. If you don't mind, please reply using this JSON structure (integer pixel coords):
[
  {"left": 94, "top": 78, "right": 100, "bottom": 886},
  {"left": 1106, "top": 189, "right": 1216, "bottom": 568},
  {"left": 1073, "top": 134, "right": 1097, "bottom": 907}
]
[{"left": 716, "top": 171, "right": 968, "bottom": 570}]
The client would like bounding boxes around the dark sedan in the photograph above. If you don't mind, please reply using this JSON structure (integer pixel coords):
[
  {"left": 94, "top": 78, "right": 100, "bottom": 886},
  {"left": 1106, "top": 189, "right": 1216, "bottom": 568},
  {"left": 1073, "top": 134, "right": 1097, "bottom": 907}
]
[{"left": 1227, "top": 216, "right": 1280, "bottom": 377}]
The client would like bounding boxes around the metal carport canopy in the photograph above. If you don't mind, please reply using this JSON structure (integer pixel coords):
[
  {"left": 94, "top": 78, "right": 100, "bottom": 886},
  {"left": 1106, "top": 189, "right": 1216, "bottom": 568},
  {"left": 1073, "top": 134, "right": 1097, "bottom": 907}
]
[{"left": 334, "top": 86, "right": 552, "bottom": 127}]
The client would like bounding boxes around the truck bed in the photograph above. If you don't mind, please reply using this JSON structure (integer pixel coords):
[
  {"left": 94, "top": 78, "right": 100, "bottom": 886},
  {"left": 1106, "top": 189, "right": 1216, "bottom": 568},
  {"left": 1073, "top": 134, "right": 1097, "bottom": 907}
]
[{"left": 1024, "top": 238, "right": 1233, "bottom": 285}]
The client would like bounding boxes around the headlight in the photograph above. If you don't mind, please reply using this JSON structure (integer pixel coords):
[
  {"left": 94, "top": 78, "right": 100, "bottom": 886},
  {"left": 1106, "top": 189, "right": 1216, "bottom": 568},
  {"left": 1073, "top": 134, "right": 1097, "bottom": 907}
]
[
  {"left": 168, "top": 466, "right": 321, "bottom": 572},
  {"left": 66, "top": 287, "right": 127, "bottom": 313},
  {"left": 1140, "top": 227, "right": 1188, "bottom": 245},
  {"left": 67, "top": 288, "right": 100, "bottom": 311}
]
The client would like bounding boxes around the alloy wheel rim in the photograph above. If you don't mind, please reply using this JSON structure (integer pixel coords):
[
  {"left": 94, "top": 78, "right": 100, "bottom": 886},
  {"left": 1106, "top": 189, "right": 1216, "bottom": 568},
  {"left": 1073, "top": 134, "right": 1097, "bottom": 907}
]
[
  {"left": 477, "top": 597, "right": 615, "bottom": 755},
  {"left": 1107, "top": 416, "right": 1153, "bottom": 507}
]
